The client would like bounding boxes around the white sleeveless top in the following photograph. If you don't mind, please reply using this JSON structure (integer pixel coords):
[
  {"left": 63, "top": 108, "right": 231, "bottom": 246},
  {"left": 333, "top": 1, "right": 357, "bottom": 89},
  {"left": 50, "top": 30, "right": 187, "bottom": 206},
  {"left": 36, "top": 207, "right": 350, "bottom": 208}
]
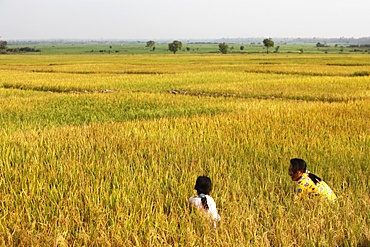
[{"left": 188, "top": 195, "right": 221, "bottom": 221}]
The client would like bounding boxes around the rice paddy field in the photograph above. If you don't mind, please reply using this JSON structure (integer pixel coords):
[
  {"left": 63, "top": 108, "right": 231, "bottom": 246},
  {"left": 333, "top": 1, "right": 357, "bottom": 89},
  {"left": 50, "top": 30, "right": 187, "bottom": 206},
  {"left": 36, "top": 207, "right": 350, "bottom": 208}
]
[{"left": 0, "top": 53, "right": 369, "bottom": 246}]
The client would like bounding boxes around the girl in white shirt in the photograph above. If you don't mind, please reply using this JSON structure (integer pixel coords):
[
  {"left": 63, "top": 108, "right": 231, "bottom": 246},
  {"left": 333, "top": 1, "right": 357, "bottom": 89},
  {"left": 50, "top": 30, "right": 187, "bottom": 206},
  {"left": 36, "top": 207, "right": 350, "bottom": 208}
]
[{"left": 188, "top": 176, "right": 221, "bottom": 228}]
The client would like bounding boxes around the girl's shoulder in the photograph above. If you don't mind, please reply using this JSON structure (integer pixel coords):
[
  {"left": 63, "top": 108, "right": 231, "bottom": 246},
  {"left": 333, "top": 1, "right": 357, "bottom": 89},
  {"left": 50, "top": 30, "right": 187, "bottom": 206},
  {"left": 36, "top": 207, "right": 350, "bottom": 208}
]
[
  {"left": 205, "top": 195, "right": 216, "bottom": 203},
  {"left": 298, "top": 173, "right": 314, "bottom": 185},
  {"left": 188, "top": 195, "right": 202, "bottom": 206},
  {"left": 188, "top": 195, "right": 199, "bottom": 203}
]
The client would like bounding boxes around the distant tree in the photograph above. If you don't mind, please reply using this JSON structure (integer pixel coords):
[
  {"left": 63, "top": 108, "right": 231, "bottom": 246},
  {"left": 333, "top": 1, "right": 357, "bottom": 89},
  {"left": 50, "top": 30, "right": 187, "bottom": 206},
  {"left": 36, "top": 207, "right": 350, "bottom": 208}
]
[
  {"left": 186, "top": 47, "right": 190, "bottom": 51},
  {"left": 0, "top": 40, "right": 7, "bottom": 50},
  {"left": 146, "top": 40, "right": 155, "bottom": 51},
  {"left": 274, "top": 45, "right": 280, "bottom": 53},
  {"left": 316, "top": 42, "right": 325, "bottom": 48},
  {"left": 168, "top": 40, "right": 182, "bottom": 54},
  {"left": 218, "top": 42, "right": 229, "bottom": 54},
  {"left": 240, "top": 45, "right": 245, "bottom": 51},
  {"left": 263, "top": 38, "right": 274, "bottom": 54}
]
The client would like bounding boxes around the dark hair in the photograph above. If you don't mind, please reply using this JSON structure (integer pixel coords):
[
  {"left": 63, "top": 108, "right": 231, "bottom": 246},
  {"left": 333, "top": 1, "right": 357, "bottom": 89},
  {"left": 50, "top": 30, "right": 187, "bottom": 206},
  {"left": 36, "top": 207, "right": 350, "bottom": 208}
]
[
  {"left": 195, "top": 176, "right": 212, "bottom": 210},
  {"left": 290, "top": 158, "right": 322, "bottom": 184}
]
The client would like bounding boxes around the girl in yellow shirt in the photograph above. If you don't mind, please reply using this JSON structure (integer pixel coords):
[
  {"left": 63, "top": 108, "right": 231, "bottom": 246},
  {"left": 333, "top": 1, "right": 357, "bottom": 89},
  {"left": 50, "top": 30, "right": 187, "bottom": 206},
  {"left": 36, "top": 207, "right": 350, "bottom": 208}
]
[{"left": 289, "top": 158, "right": 337, "bottom": 202}]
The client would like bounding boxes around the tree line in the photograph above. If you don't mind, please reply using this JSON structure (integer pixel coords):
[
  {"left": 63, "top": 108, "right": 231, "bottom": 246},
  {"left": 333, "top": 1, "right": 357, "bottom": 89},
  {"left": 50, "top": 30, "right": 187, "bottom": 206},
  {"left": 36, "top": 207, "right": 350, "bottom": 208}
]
[
  {"left": 0, "top": 40, "right": 41, "bottom": 54},
  {"left": 145, "top": 38, "right": 275, "bottom": 54}
]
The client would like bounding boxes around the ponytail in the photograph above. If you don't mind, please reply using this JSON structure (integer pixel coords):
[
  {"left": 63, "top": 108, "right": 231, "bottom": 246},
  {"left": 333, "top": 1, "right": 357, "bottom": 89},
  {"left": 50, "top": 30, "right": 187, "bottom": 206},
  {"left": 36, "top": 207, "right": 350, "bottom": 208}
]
[
  {"left": 306, "top": 170, "right": 322, "bottom": 184},
  {"left": 199, "top": 193, "right": 209, "bottom": 210}
]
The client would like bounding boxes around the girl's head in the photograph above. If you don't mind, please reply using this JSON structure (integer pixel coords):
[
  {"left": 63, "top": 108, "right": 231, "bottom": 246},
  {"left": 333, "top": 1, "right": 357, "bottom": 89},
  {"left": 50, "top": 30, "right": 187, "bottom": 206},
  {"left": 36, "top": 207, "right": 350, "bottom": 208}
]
[
  {"left": 289, "top": 158, "right": 322, "bottom": 183},
  {"left": 195, "top": 176, "right": 212, "bottom": 211},
  {"left": 289, "top": 158, "right": 306, "bottom": 181},
  {"left": 194, "top": 176, "right": 212, "bottom": 195}
]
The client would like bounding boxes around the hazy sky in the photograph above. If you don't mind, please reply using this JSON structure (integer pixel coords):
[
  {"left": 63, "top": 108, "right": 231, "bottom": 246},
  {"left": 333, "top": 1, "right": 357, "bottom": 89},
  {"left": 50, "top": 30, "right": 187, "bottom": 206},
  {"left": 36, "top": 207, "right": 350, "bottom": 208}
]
[{"left": 1, "top": 0, "right": 369, "bottom": 40}]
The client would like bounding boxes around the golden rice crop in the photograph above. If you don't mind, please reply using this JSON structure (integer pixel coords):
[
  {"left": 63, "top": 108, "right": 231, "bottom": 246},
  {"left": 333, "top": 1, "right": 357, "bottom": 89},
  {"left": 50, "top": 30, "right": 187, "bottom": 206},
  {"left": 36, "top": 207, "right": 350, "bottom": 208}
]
[{"left": 0, "top": 54, "right": 369, "bottom": 246}]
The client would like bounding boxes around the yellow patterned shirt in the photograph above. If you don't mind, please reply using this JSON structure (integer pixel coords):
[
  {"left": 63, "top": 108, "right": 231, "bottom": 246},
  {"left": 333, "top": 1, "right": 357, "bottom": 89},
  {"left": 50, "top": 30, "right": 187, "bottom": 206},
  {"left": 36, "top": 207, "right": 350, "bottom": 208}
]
[{"left": 295, "top": 173, "right": 337, "bottom": 202}]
